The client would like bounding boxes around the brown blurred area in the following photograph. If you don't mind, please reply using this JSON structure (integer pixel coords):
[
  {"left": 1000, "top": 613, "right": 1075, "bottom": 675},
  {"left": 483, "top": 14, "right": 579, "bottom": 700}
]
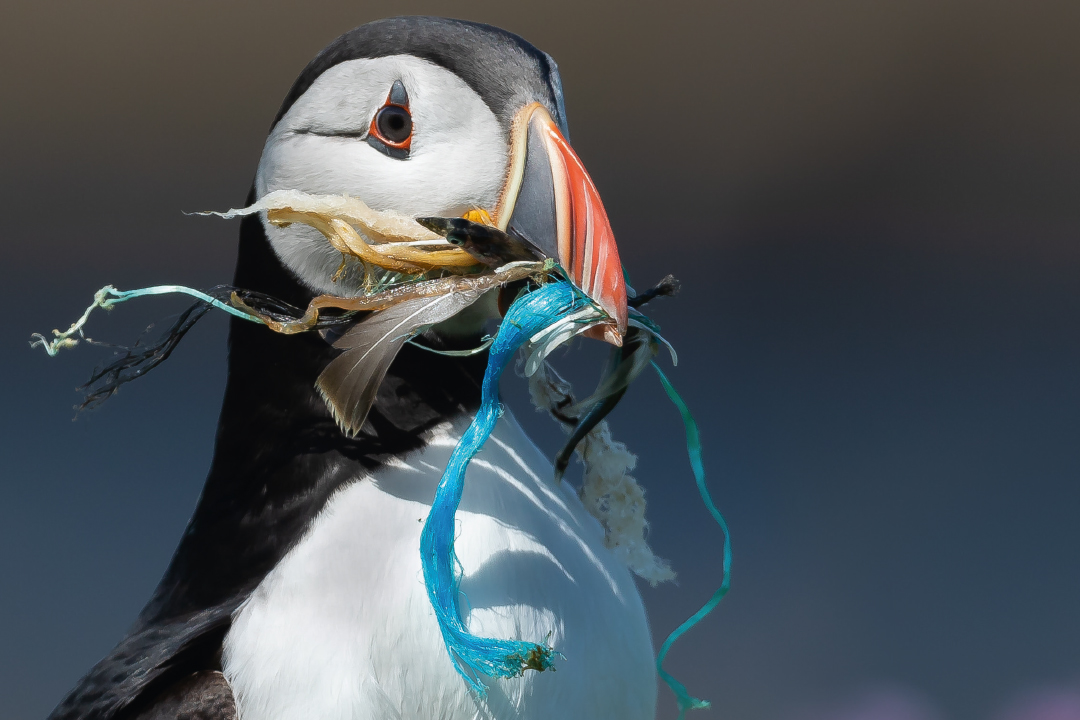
[
  {"left": 2, "top": 3, "right": 1079, "bottom": 720},
  {"left": 2, "top": 0, "right": 1078, "bottom": 272}
]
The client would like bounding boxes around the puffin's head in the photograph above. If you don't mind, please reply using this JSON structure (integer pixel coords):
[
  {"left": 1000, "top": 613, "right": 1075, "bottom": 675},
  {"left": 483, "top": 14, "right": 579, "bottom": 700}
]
[{"left": 256, "top": 16, "right": 627, "bottom": 343}]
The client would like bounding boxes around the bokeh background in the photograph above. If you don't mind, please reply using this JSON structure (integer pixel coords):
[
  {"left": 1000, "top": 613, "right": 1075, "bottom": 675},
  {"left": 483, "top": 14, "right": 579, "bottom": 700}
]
[{"left": 1, "top": 1, "right": 1078, "bottom": 719}]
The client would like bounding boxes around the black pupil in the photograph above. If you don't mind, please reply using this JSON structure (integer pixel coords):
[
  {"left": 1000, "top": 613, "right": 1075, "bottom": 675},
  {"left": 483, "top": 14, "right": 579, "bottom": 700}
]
[{"left": 377, "top": 105, "right": 412, "bottom": 143}]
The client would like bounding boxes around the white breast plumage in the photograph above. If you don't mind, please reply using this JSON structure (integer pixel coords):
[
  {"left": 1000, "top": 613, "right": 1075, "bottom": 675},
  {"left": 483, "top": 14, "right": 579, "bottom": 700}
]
[{"left": 222, "top": 410, "right": 657, "bottom": 720}]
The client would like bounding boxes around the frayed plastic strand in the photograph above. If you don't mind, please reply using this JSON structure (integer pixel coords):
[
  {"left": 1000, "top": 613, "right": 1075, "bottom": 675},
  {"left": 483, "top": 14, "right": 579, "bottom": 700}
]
[
  {"left": 419, "top": 280, "right": 592, "bottom": 696},
  {"left": 34, "top": 252, "right": 728, "bottom": 717},
  {"left": 520, "top": 306, "right": 607, "bottom": 376},
  {"left": 652, "top": 362, "right": 732, "bottom": 720},
  {"left": 29, "top": 284, "right": 361, "bottom": 409},
  {"left": 29, "top": 284, "right": 260, "bottom": 357}
]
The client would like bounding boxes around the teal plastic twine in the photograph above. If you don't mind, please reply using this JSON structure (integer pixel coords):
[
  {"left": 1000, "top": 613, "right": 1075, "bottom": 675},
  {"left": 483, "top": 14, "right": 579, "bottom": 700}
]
[
  {"left": 98, "top": 285, "right": 257, "bottom": 320},
  {"left": 30, "top": 284, "right": 260, "bottom": 356},
  {"left": 652, "top": 361, "right": 732, "bottom": 719},
  {"left": 419, "top": 279, "right": 595, "bottom": 696}
]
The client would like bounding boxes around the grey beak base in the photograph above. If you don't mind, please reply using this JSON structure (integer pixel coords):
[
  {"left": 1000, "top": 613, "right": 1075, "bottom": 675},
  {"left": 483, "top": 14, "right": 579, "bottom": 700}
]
[{"left": 504, "top": 117, "right": 560, "bottom": 262}]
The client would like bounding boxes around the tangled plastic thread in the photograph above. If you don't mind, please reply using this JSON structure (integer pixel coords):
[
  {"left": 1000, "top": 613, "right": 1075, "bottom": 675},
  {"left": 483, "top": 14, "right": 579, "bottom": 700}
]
[
  {"left": 418, "top": 281, "right": 730, "bottom": 718},
  {"left": 418, "top": 280, "right": 593, "bottom": 695},
  {"left": 32, "top": 278, "right": 731, "bottom": 716},
  {"left": 653, "top": 362, "right": 732, "bottom": 719}
]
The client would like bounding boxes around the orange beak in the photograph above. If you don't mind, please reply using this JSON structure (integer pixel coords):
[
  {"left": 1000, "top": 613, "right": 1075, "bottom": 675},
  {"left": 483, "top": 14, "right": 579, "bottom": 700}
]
[{"left": 495, "top": 104, "right": 628, "bottom": 346}]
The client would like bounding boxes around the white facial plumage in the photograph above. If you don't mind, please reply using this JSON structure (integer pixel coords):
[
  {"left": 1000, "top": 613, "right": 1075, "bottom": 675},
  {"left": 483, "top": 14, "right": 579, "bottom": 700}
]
[{"left": 256, "top": 55, "right": 510, "bottom": 295}]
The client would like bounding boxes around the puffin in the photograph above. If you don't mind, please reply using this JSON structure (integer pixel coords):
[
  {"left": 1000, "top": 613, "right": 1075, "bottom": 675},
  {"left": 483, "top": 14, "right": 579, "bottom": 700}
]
[{"left": 48, "top": 16, "right": 656, "bottom": 720}]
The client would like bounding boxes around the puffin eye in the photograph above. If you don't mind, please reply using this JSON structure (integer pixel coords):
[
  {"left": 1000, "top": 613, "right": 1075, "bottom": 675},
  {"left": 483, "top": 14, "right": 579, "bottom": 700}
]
[
  {"left": 375, "top": 105, "right": 412, "bottom": 143},
  {"left": 367, "top": 80, "right": 413, "bottom": 160}
]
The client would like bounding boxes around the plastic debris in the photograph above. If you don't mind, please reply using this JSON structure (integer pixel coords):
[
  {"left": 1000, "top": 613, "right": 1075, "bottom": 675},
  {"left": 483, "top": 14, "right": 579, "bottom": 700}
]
[{"left": 31, "top": 193, "right": 729, "bottom": 718}]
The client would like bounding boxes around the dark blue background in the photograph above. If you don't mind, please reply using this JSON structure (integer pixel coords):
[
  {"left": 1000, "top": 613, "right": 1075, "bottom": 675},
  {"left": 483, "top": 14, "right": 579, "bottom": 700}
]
[{"left": 2, "top": 2, "right": 1078, "bottom": 719}]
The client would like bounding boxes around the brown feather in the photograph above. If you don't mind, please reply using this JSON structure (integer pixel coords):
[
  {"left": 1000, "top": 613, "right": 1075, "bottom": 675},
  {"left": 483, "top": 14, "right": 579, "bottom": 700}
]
[{"left": 316, "top": 289, "right": 489, "bottom": 436}]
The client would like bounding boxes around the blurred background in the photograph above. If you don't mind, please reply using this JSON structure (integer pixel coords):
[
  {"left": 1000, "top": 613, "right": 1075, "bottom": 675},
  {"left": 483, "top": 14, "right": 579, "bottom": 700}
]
[{"left": 1, "top": 1, "right": 1078, "bottom": 719}]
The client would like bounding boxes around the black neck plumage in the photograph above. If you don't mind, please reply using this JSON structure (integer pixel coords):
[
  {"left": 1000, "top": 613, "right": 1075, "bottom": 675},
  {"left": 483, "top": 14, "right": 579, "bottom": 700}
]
[
  {"left": 140, "top": 212, "right": 488, "bottom": 624},
  {"left": 48, "top": 209, "right": 492, "bottom": 720}
]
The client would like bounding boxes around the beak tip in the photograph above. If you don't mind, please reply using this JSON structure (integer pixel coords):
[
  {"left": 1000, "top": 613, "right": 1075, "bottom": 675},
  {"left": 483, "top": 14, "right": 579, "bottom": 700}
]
[
  {"left": 584, "top": 322, "right": 624, "bottom": 347},
  {"left": 605, "top": 326, "right": 624, "bottom": 347}
]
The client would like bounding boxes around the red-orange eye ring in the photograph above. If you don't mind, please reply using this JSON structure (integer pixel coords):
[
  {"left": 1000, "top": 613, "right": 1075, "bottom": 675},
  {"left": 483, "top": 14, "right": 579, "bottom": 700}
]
[{"left": 367, "top": 80, "right": 412, "bottom": 159}]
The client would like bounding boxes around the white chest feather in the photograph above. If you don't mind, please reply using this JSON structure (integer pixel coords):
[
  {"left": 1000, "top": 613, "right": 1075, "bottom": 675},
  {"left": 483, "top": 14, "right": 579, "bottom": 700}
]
[{"left": 222, "top": 412, "right": 656, "bottom": 720}]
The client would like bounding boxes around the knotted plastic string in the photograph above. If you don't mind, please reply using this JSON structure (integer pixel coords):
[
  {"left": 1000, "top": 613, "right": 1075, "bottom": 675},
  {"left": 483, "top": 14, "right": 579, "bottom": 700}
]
[
  {"left": 419, "top": 280, "right": 593, "bottom": 696},
  {"left": 653, "top": 362, "right": 732, "bottom": 719}
]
